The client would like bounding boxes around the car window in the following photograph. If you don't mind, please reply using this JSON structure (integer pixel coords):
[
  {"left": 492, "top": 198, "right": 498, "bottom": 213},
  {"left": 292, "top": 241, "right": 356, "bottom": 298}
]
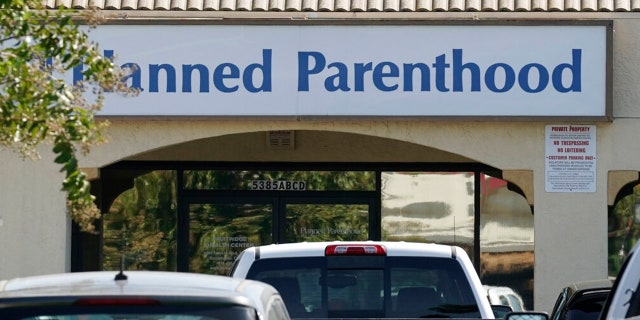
[
  {"left": 327, "top": 269, "right": 383, "bottom": 314},
  {"left": 550, "top": 288, "right": 570, "bottom": 320},
  {"left": 249, "top": 261, "right": 324, "bottom": 318},
  {"left": 246, "top": 256, "right": 481, "bottom": 319},
  {"left": 0, "top": 305, "right": 259, "bottom": 320},
  {"left": 491, "top": 305, "right": 513, "bottom": 318},
  {"left": 565, "top": 298, "right": 606, "bottom": 320},
  {"left": 562, "top": 293, "right": 608, "bottom": 320}
]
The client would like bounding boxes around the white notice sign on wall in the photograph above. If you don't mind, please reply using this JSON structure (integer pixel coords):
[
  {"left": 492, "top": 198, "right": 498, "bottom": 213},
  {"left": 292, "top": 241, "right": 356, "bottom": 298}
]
[{"left": 545, "top": 125, "right": 596, "bottom": 192}]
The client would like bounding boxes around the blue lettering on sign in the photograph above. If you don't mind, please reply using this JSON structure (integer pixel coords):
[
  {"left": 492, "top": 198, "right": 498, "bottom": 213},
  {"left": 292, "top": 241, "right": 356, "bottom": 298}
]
[
  {"left": 73, "top": 48, "right": 582, "bottom": 94},
  {"left": 77, "top": 49, "right": 273, "bottom": 93},
  {"left": 298, "top": 49, "right": 582, "bottom": 93}
]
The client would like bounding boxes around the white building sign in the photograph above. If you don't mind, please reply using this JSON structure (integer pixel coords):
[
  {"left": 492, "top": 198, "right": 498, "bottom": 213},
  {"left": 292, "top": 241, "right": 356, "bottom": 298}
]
[
  {"left": 545, "top": 124, "right": 597, "bottom": 192},
  {"left": 79, "top": 22, "right": 611, "bottom": 118}
]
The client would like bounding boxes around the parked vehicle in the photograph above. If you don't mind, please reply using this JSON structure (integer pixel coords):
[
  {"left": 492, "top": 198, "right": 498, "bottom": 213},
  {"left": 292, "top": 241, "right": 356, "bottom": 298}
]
[
  {"left": 0, "top": 270, "right": 291, "bottom": 320},
  {"left": 599, "top": 239, "right": 640, "bottom": 320},
  {"left": 485, "top": 285, "right": 526, "bottom": 313},
  {"left": 504, "top": 312, "right": 548, "bottom": 320},
  {"left": 363, "top": 237, "right": 638, "bottom": 320},
  {"left": 549, "top": 279, "right": 613, "bottom": 320},
  {"left": 229, "top": 241, "right": 496, "bottom": 319}
]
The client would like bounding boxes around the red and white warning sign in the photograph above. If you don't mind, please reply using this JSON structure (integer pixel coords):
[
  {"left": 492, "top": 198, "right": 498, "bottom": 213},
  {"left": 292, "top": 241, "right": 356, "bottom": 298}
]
[{"left": 545, "top": 124, "right": 597, "bottom": 192}]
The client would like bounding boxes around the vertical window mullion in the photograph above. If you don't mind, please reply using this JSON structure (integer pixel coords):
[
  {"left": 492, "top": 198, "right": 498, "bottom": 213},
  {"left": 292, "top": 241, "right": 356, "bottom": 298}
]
[
  {"left": 474, "top": 171, "right": 481, "bottom": 272},
  {"left": 177, "top": 169, "right": 189, "bottom": 272}
]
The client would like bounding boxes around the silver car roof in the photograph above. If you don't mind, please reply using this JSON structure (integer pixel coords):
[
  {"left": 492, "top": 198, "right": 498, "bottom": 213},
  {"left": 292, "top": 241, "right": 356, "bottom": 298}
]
[{"left": 0, "top": 270, "right": 278, "bottom": 308}]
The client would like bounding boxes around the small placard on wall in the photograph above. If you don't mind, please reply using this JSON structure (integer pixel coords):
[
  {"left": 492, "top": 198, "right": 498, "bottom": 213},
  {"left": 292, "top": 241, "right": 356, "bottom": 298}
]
[{"left": 545, "top": 124, "right": 596, "bottom": 192}]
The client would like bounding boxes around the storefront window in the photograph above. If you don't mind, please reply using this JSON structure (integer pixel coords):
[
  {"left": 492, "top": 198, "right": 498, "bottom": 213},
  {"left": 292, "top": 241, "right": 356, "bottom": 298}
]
[
  {"left": 379, "top": 172, "right": 534, "bottom": 310},
  {"left": 479, "top": 174, "right": 534, "bottom": 311},
  {"left": 100, "top": 167, "right": 534, "bottom": 304},
  {"left": 183, "top": 170, "right": 375, "bottom": 191},
  {"left": 285, "top": 204, "right": 369, "bottom": 242},
  {"left": 103, "top": 170, "right": 178, "bottom": 271},
  {"left": 380, "top": 172, "right": 475, "bottom": 253},
  {"left": 608, "top": 182, "right": 640, "bottom": 277},
  {"left": 189, "top": 203, "right": 272, "bottom": 275}
]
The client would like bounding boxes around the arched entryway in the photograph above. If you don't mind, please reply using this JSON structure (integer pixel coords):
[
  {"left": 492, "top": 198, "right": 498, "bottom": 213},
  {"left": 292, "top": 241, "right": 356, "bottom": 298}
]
[
  {"left": 73, "top": 130, "right": 535, "bottom": 309},
  {"left": 609, "top": 178, "right": 640, "bottom": 277}
]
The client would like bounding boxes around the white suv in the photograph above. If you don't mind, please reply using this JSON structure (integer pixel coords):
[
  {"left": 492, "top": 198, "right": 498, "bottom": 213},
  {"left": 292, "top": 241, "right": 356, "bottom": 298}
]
[
  {"left": 0, "top": 270, "right": 291, "bottom": 320},
  {"left": 229, "top": 241, "right": 495, "bottom": 319}
]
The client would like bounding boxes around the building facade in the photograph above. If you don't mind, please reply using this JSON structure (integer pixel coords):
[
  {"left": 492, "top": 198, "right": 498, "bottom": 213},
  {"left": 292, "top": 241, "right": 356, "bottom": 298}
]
[{"left": 1, "top": 2, "right": 640, "bottom": 313}]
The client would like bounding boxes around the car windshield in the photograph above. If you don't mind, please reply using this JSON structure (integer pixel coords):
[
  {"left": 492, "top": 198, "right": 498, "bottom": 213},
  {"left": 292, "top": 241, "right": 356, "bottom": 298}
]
[
  {"left": 0, "top": 304, "right": 259, "bottom": 320},
  {"left": 564, "top": 294, "right": 609, "bottom": 320},
  {"left": 246, "top": 256, "right": 481, "bottom": 319}
]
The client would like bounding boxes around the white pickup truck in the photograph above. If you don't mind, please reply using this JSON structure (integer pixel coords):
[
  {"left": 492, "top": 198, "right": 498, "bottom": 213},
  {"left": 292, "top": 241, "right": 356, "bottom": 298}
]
[{"left": 229, "top": 241, "right": 496, "bottom": 319}]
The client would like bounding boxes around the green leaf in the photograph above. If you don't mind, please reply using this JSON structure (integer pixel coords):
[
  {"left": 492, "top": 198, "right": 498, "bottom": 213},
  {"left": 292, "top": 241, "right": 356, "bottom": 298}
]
[
  {"left": 53, "top": 141, "right": 71, "bottom": 153},
  {"left": 54, "top": 151, "right": 72, "bottom": 164}
]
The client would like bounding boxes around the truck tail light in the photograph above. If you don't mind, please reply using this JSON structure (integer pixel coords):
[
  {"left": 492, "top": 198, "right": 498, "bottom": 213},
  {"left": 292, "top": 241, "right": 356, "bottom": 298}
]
[{"left": 325, "top": 244, "right": 386, "bottom": 256}]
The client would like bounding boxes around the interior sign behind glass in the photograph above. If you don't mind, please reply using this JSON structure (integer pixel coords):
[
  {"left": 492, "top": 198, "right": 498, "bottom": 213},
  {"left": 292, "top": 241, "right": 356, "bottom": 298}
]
[{"left": 251, "top": 180, "right": 306, "bottom": 191}]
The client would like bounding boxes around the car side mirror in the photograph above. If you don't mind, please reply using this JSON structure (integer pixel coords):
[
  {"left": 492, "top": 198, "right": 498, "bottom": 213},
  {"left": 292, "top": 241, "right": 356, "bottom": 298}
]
[{"left": 504, "top": 311, "right": 549, "bottom": 320}]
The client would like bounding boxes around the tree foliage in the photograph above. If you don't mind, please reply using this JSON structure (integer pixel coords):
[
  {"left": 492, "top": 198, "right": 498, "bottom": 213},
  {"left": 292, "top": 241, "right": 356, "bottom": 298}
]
[
  {"left": 104, "top": 171, "right": 178, "bottom": 271},
  {"left": 0, "top": 0, "right": 135, "bottom": 232}
]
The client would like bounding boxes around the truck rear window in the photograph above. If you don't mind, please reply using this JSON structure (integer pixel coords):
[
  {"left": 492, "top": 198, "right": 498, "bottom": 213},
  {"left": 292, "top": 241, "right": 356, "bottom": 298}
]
[{"left": 247, "top": 256, "right": 481, "bottom": 318}]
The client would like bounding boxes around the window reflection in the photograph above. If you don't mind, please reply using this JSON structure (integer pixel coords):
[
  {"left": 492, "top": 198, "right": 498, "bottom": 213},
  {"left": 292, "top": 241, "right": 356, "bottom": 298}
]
[
  {"left": 608, "top": 183, "right": 640, "bottom": 277},
  {"left": 380, "top": 172, "right": 534, "bottom": 310},
  {"left": 103, "top": 170, "right": 178, "bottom": 271},
  {"left": 286, "top": 204, "right": 369, "bottom": 242},
  {"left": 479, "top": 174, "right": 534, "bottom": 311},
  {"left": 381, "top": 172, "right": 475, "bottom": 252},
  {"left": 189, "top": 203, "right": 272, "bottom": 275}
]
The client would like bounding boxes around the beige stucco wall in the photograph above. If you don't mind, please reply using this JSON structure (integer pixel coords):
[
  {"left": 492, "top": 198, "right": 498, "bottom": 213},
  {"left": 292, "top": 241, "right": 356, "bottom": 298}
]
[
  {"left": 0, "top": 149, "right": 71, "bottom": 278},
  {"left": 2, "top": 12, "right": 640, "bottom": 314}
]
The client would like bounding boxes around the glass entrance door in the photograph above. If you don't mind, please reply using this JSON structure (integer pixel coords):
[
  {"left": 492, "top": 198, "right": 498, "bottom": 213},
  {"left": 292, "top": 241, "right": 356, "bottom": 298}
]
[
  {"left": 183, "top": 195, "right": 376, "bottom": 275},
  {"left": 187, "top": 200, "right": 273, "bottom": 275},
  {"left": 282, "top": 198, "right": 374, "bottom": 243}
]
